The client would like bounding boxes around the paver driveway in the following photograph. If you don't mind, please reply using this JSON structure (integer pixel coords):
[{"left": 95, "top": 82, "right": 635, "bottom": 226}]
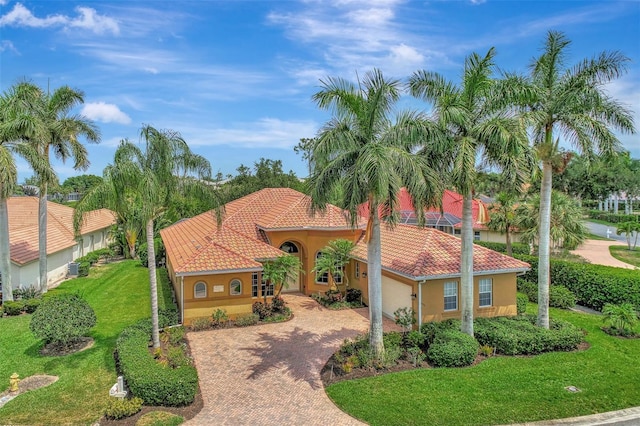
[{"left": 185, "top": 293, "right": 400, "bottom": 425}]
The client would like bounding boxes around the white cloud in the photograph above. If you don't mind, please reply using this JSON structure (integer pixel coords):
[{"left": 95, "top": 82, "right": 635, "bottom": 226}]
[
  {"left": 81, "top": 102, "right": 131, "bottom": 124},
  {"left": 182, "top": 118, "right": 318, "bottom": 149},
  {"left": 470, "top": 0, "right": 487, "bottom": 4},
  {"left": 0, "top": 39, "right": 18, "bottom": 54},
  {"left": 388, "top": 44, "right": 423, "bottom": 67},
  {"left": 0, "top": 0, "right": 10, "bottom": 5},
  {"left": 0, "top": 3, "right": 119, "bottom": 35}
]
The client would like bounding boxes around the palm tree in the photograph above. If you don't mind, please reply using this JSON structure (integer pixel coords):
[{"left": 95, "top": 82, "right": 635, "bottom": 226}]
[
  {"left": 312, "top": 239, "right": 355, "bottom": 292},
  {"left": 75, "top": 125, "right": 222, "bottom": 348},
  {"left": 519, "top": 31, "right": 635, "bottom": 328},
  {"left": 409, "top": 48, "right": 531, "bottom": 336},
  {"left": 260, "top": 254, "right": 302, "bottom": 301},
  {"left": 616, "top": 221, "right": 640, "bottom": 251},
  {"left": 516, "top": 190, "right": 587, "bottom": 251},
  {"left": 30, "top": 84, "right": 100, "bottom": 293},
  {"left": 487, "top": 192, "right": 519, "bottom": 256},
  {"left": 0, "top": 82, "right": 54, "bottom": 302},
  {"left": 308, "top": 69, "right": 444, "bottom": 359}
]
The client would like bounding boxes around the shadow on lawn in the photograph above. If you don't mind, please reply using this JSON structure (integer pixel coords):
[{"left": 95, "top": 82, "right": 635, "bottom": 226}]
[{"left": 242, "top": 325, "right": 362, "bottom": 389}]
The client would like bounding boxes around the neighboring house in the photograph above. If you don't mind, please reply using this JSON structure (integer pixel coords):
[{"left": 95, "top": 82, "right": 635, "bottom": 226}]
[
  {"left": 5, "top": 197, "right": 116, "bottom": 290},
  {"left": 160, "top": 188, "right": 529, "bottom": 326},
  {"left": 362, "top": 187, "right": 522, "bottom": 243}
]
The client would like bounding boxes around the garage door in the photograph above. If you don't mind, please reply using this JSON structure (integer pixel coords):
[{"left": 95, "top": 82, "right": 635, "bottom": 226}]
[{"left": 382, "top": 275, "right": 413, "bottom": 319}]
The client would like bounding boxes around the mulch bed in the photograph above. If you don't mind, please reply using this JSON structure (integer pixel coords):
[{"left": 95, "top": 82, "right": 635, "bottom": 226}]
[{"left": 39, "top": 337, "right": 94, "bottom": 357}]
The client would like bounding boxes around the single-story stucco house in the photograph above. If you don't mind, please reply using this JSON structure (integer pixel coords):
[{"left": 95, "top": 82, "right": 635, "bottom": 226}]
[
  {"left": 3, "top": 196, "right": 116, "bottom": 290},
  {"left": 160, "top": 188, "right": 529, "bottom": 327}
]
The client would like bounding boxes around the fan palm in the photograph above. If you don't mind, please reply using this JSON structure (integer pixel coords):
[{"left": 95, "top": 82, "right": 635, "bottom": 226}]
[
  {"left": 308, "top": 69, "right": 444, "bottom": 359},
  {"left": 28, "top": 84, "right": 100, "bottom": 293},
  {"left": 75, "top": 125, "right": 222, "bottom": 348},
  {"left": 519, "top": 31, "right": 635, "bottom": 328},
  {"left": 409, "top": 48, "right": 531, "bottom": 336},
  {"left": 0, "top": 82, "right": 54, "bottom": 302}
]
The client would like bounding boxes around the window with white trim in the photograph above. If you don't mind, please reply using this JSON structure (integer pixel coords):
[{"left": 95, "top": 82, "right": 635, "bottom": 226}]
[
  {"left": 444, "top": 281, "right": 458, "bottom": 311},
  {"left": 479, "top": 278, "right": 492, "bottom": 307},
  {"left": 261, "top": 276, "right": 274, "bottom": 297},
  {"left": 252, "top": 273, "right": 259, "bottom": 297},
  {"left": 194, "top": 281, "right": 207, "bottom": 298},
  {"left": 230, "top": 279, "right": 242, "bottom": 295},
  {"left": 474, "top": 231, "right": 481, "bottom": 241},
  {"left": 315, "top": 252, "right": 329, "bottom": 284}
]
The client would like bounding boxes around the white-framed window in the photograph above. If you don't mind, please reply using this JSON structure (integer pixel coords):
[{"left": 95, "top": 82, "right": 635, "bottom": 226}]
[
  {"left": 252, "top": 273, "right": 259, "bottom": 297},
  {"left": 315, "top": 252, "right": 329, "bottom": 284},
  {"left": 194, "top": 281, "right": 207, "bottom": 298},
  {"left": 444, "top": 281, "right": 458, "bottom": 311},
  {"left": 454, "top": 229, "right": 461, "bottom": 236},
  {"left": 261, "top": 277, "right": 274, "bottom": 297},
  {"left": 474, "top": 231, "right": 481, "bottom": 241},
  {"left": 479, "top": 278, "right": 492, "bottom": 307},
  {"left": 230, "top": 279, "right": 242, "bottom": 296},
  {"left": 355, "top": 262, "right": 360, "bottom": 278}
]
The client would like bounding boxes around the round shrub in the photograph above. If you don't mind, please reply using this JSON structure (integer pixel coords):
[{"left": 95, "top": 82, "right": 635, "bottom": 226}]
[
  {"left": 30, "top": 293, "right": 96, "bottom": 347},
  {"left": 426, "top": 329, "right": 479, "bottom": 368},
  {"left": 3, "top": 300, "right": 25, "bottom": 316},
  {"left": 104, "top": 397, "right": 143, "bottom": 420},
  {"left": 550, "top": 286, "right": 576, "bottom": 309}
]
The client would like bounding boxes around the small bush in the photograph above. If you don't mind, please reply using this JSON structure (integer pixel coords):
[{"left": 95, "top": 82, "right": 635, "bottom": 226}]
[
  {"left": 252, "top": 301, "right": 271, "bottom": 320},
  {"left": 30, "top": 293, "right": 96, "bottom": 347},
  {"left": 325, "top": 289, "right": 343, "bottom": 304},
  {"left": 13, "top": 286, "right": 41, "bottom": 300},
  {"left": 346, "top": 288, "right": 362, "bottom": 303},
  {"left": 235, "top": 313, "right": 259, "bottom": 327},
  {"left": 602, "top": 303, "right": 639, "bottom": 335},
  {"left": 394, "top": 307, "right": 416, "bottom": 333},
  {"left": 3, "top": 300, "right": 25, "bottom": 316},
  {"left": 104, "top": 397, "right": 143, "bottom": 420},
  {"left": 406, "top": 346, "right": 426, "bottom": 367},
  {"left": 516, "top": 293, "right": 528, "bottom": 315},
  {"left": 189, "top": 317, "right": 211, "bottom": 331},
  {"left": 271, "top": 296, "right": 286, "bottom": 313},
  {"left": 405, "top": 330, "right": 426, "bottom": 349},
  {"left": 78, "top": 261, "right": 91, "bottom": 277},
  {"left": 211, "top": 309, "right": 229, "bottom": 327},
  {"left": 550, "top": 286, "right": 576, "bottom": 309},
  {"left": 116, "top": 321, "right": 198, "bottom": 406},
  {"left": 24, "top": 298, "right": 41, "bottom": 313},
  {"left": 420, "top": 319, "right": 460, "bottom": 347},
  {"left": 426, "top": 329, "right": 479, "bottom": 368}
]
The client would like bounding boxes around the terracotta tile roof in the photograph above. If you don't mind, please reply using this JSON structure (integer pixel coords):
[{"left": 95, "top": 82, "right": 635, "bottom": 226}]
[
  {"left": 352, "top": 223, "right": 529, "bottom": 280},
  {"left": 7, "top": 197, "right": 117, "bottom": 265},
  {"left": 160, "top": 188, "right": 362, "bottom": 275}
]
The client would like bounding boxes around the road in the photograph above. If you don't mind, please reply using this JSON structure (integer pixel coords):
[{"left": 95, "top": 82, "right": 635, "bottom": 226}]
[{"left": 585, "top": 221, "right": 627, "bottom": 242}]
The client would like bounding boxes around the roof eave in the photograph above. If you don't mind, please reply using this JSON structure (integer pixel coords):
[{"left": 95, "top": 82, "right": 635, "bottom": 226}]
[
  {"left": 257, "top": 225, "right": 365, "bottom": 232},
  {"left": 176, "top": 267, "right": 264, "bottom": 277}
]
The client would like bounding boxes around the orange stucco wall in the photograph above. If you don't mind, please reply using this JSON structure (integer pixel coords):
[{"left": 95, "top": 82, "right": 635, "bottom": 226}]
[
  {"left": 419, "top": 272, "right": 518, "bottom": 323},
  {"left": 265, "top": 228, "right": 362, "bottom": 295}
]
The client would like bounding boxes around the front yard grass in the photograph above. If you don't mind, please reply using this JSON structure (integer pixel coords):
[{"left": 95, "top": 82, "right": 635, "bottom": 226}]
[
  {"left": 0, "top": 260, "right": 159, "bottom": 425},
  {"left": 326, "top": 305, "right": 640, "bottom": 426},
  {"left": 609, "top": 245, "right": 640, "bottom": 268}
]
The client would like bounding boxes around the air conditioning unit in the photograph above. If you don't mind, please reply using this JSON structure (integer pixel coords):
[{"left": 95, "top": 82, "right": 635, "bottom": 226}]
[{"left": 68, "top": 262, "right": 79, "bottom": 276}]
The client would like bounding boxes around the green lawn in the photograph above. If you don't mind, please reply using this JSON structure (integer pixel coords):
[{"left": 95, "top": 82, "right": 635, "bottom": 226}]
[
  {"left": 609, "top": 245, "right": 640, "bottom": 268},
  {"left": 587, "top": 218, "right": 617, "bottom": 227},
  {"left": 326, "top": 306, "right": 640, "bottom": 426},
  {"left": 586, "top": 232, "right": 610, "bottom": 241},
  {"left": 0, "top": 260, "right": 159, "bottom": 425}
]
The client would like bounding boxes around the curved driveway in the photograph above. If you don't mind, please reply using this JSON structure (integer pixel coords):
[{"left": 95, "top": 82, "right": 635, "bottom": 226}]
[{"left": 185, "top": 294, "right": 400, "bottom": 425}]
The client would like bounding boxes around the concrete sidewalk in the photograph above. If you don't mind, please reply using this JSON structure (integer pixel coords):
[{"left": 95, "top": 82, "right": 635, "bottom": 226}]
[
  {"left": 571, "top": 239, "right": 636, "bottom": 269},
  {"left": 508, "top": 406, "right": 640, "bottom": 425}
]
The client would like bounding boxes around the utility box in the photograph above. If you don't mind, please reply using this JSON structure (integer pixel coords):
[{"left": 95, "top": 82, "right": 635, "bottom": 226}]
[{"left": 68, "top": 262, "right": 79, "bottom": 276}]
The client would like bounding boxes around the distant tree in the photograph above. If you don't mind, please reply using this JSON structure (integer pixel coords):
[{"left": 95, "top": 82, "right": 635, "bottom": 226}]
[
  {"left": 62, "top": 174, "right": 103, "bottom": 193},
  {"left": 616, "top": 221, "right": 640, "bottom": 251},
  {"left": 516, "top": 190, "right": 587, "bottom": 251},
  {"left": 487, "top": 192, "right": 519, "bottom": 256}
]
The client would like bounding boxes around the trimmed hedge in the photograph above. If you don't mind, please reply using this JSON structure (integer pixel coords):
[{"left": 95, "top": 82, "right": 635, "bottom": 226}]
[
  {"left": 517, "top": 279, "right": 576, "bottom": 309},
  {"left": 588, "top": 210, "right": 639, "bottom": 224},
  {"left": 516, "top": 293, "right": 528, "bottom": 315},
  {"left": 474, "top": 241, "right": 530, "bottom": 255},
  {"left": 474, "top": 315, "right": 583, "bottom": 355},
  {"left": 426, "top": 329, "right": 479, "bottom": 368},
  {"left": 3, "top": 300, "right": 25, "bottom": 316},
  {"left": 515, "top": 254, "right": 640, "bottom": 311},
  {"left": 116, "top": 319, "right": 198, "bottom": 406}
]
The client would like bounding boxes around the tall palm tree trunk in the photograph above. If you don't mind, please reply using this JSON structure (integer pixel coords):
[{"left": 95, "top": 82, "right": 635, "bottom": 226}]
[
  {"left": 537, "top": 161, "right": 553, "bottom": 329},
  {"left": 367, "top": 211, "right": 384, "bottom": 359},
  {"left": 0, "top": 198, "right": 13, "bottom": 302},
  {"left": 460, "top": 194, "right": 474, "bottom": 336},
  {"left": 146, "top": 218, "right": 160, "bottom": 348},
  {"left": 38, "top": 183, "right": 48, "bottom": 293}
]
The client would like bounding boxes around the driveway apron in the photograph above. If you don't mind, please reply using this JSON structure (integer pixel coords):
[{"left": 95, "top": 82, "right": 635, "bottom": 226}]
[{"left": 185, "top": 294, "right": 400, "bottom": 425}]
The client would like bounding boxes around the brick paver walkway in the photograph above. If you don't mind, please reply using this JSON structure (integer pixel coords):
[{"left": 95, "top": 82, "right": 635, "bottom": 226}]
[{"left": 185, "top": 294, "right": 400, "bottom": 425}]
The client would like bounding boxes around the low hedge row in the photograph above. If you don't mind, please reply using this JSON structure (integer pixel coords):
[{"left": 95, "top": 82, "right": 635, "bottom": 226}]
[
  {"left": 588, "top": 210, "right": 639, "bottom": 224},
  {"left": 515, "top": 254, "right": 640, "bottom": 311},
  {"left": 426, "top": 329, "right": 479, "bottom": 368},
  {"left": 474, "top": 241, "right": 530, "bottom": 255},
  {"left": 116, "top": 318, "right": 197, "bottom": 406},
  {"left": 474, "top": 315, "right": 583, "bottom": 355},
  {"left": 2, "top": 299, "right": 41, "bottom": 315},
  {"left": 517, "top": 279, "right": 576, "bottom": 309}
]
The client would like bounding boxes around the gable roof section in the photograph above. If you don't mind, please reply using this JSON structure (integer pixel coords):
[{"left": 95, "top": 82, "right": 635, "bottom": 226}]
[
  {"left": 8, "top": 197, "right": 117, "bottom": 265},
  {"left": 351, "top": 223, "right": 529, "bottom": 280},
  {"left": 161, "top": 188, "right": 362, "bottom": 275}
]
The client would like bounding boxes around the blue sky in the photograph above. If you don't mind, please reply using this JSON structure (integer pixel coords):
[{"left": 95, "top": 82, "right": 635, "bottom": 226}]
[{"left": 2, "top": 0, "right": 639, "bottom": 182}]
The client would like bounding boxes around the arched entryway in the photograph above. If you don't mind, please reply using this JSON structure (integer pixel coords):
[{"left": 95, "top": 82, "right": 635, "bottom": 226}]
[{"left": 279, "top": 241, "right": 302, "bottom": 293}]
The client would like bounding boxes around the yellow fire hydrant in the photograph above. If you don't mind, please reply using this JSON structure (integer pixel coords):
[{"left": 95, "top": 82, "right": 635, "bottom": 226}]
[{"left": 9, "top": 373, "right": 20, "bottom": 392}]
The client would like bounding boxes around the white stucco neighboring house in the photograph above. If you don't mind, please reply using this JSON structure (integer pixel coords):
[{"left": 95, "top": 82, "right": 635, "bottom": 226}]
[{"left": 4, "top": 196, "right": 116, "bottom": 290}]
